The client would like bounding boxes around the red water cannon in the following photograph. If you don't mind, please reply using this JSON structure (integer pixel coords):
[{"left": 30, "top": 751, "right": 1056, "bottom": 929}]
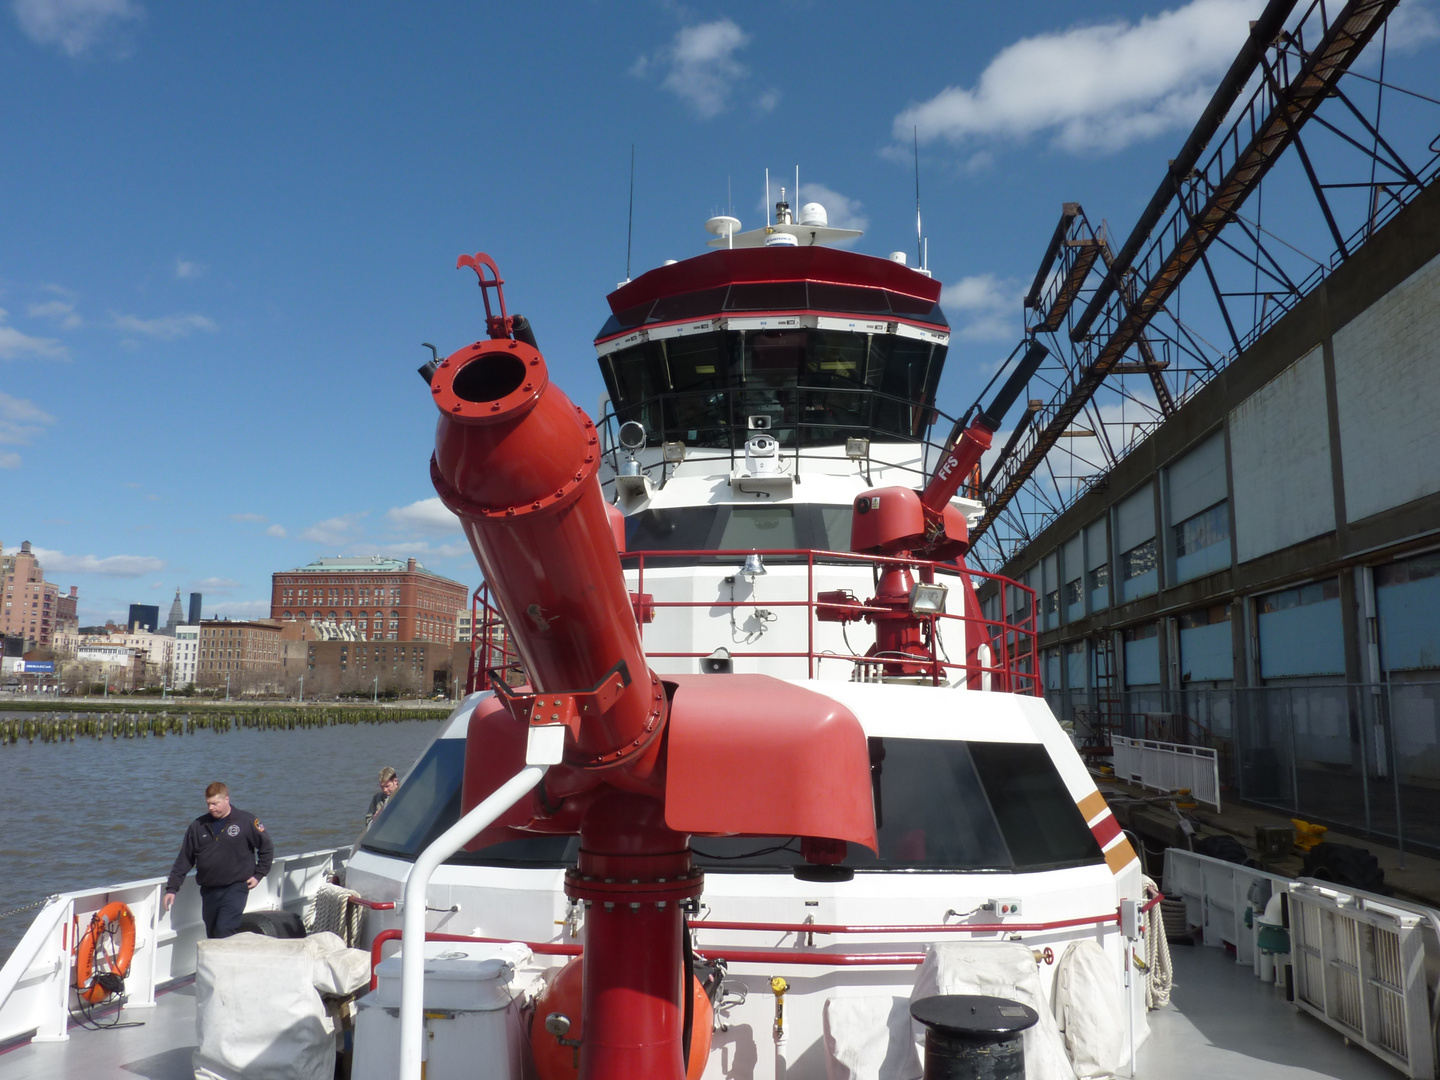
[
  {"left": 425, "top": 254, "right": 877, "bottom": 1080},
  {"left": 821, "top": 340, "right": 1050, "bottom": 681}
]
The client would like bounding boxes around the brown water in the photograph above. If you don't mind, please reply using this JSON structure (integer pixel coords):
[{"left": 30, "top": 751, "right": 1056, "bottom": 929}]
[{"left": 0, "top": 715, "right": 447, "bottom": 963}]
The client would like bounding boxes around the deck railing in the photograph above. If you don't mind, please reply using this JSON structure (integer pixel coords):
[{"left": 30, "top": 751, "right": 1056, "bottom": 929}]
[
  {"left": 0, "top": 847, "right": 346, "bottom": 1047},
  {"left": 466, "top": 550, "right": 1038, "bottom": 695}
]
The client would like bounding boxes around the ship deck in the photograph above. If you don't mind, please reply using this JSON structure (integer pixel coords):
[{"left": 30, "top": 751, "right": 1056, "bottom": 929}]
[{"left": 0, "top": 944, "right": 1401, "bottom": 1080}]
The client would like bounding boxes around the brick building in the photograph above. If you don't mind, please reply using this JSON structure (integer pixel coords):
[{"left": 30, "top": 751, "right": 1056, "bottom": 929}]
[
  {"left": 271, "top": 557, "right": 468, "bottom": 644},
  {"left": 197, "top": 619, "right": 282, "bottom": 692},
  {"left": 0, "top": 541, "right": 78, "bottom": 651}
]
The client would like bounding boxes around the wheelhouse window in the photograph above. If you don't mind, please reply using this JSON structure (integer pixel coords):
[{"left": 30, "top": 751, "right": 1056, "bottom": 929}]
[
  {"left": 362, "top": 737, "right": 1102, "bottom": 873},
  {"left": 602, "top": 327, "right": 945, "bottom": 448}
]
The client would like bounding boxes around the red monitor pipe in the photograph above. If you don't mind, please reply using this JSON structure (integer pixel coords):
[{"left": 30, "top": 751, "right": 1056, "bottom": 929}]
[
  {"left": 427, "top": 256, "right": 689, "bottom": 1079},
  {"left": 919, "top": 339, "right": 1049, "bottom": 518},
  {"left": 428, "top": 321, "right": 666, "bottom": 777}
]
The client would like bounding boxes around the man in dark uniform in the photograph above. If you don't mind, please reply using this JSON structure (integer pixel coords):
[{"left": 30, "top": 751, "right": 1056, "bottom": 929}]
[{"left": 163, "top": 781, "right": 273, "bottom": 938}]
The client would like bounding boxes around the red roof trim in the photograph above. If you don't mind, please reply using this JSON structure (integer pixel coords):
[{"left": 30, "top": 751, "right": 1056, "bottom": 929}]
[
  {"left": 607, "top": 247, "right": 943, "bottom": 316},
  {"left": 594, "top": 308, "right": 950, "bottom": 348}
]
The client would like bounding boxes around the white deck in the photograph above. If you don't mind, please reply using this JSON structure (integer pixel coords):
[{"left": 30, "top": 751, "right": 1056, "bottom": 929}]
[{"left": 0, "top": 946, "right": 1404, "bottom": 1080}]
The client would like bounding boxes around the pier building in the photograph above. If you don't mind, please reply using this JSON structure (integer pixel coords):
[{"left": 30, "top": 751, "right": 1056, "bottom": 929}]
[{"left": 270, "top": 556, "right": 468, "bottom": 645}]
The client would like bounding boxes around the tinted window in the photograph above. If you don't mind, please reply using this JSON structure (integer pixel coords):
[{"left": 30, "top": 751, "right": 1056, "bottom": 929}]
[
  {"left": 625, "top": 506, "right": 721, "bottom": 552},
  {"left": 691, "top": 738, "right": 1102, "bottom": 872},
  {"left": 809, "top": 283, "right": 891, "bottom": 315},
  {"left": 725, "top": 282, "right": 808, "bottom": 310},
  {"left": 650, "top": 287, "right": 729, "bottom": 324},
  {"left": 718, "top": 506, "right": 797, "bottom": 549},
  {"left": 361, "top": 739, "right": 575, "bottom": 866}
]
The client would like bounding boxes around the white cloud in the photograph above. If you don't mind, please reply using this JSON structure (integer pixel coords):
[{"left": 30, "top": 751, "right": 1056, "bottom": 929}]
[
  {"left": 26, "top": 299, "right": 82, "bottom": 329},
  {"left": 300, "top": 513, "right": 368, "bottom": 546},
  {"left": 31, "top": 546, "right": 165, "bottom": 577},
  {"left": 111, "top": 311, "right": 217, "bottom": 339},
  {"left": 386, "top": 497, "right": 461, "bottom": 536},
  {"left": 896, "top": 0, "right": 1260, "bottom": 156},
  {"left": 0, "top": 307, "right": 67, "bottom": 359},
  {"left": 0, "top": 452, "right": 19, "bottom": 469},
  {"left": 941, "top": 274, "right": 1024, "bottom": 342},
  {"left": 797, "top": 183, "right": 869, "bottom": 233},
  {"left": 229, "top": 512, "right": 267, "bottom": 523},
  {"left": 0, "top": 391, "right": 55, "bottom": 446},
  {"left": 191, "top": 576, "right": 240, "bottom": 592},
  {"left": 266, "top": 523, "right": 287, "bottom": 538},
  {"left": 208, "top": 599, "right": 273, "bottom": 620},
  {"left": 174, "top": 257, "right": 204, "bottom": 279},
  {"left": 1383, "top": 1, "right": 1440, "bottom": 54},
  {"left": 11, "top": 0, "right": 143, "bottom": 58},
  {"left": 638, "top": 19, "right": 751, "bottom": 118}
]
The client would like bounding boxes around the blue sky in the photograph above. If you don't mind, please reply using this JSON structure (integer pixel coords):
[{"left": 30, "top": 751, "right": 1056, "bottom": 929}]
[{"left": 2, "top": 0, "right": 1437, "bottom": 624}]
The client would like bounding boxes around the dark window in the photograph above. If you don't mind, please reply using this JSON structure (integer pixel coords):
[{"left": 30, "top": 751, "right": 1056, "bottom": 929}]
[
  {"left": 621, "top": 505, "right": 853, "bottom": 559},
  {"left": 648, "top": 287, "right": 728, "bottom": 324},
  {"left": 1088, "top": 564, "right": 1109, "bottom": 592},
  {"left": 624, "top": 506, "right": 721, "bottom": 552},
  {"left": 1173, "top": 502, "right": 1229, "bottom": 557},
  {"left": 361, "top": 739, "right": 575, "bottom": 866},
  {"left": 689, "top": 738, "right": 1102, "bottom": 872},
  {"left": 1045, "top": 590, "right": 1059, "bottom": 615},
  {"left": 808, "top": 283, "right": 890, "bottom": 315},
  {"left": 1121, "top": 539, "right": 1156, "bottom": 580},
  {"left": 1064, "top": 579, "right": 1082, "bottom": 607},
  {"left": 725, "top": 282, "right": 808, "bottom": 310},
  {"left": 1178, "top": 603, "right": 1231, "bottom": 630},
  {"left": 1258, "top": 578, "right": 1340, "bottom": 613}
]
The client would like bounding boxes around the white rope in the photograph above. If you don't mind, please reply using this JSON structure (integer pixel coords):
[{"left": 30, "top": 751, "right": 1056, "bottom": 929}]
[{"left": 1143, "top": 875, "right": 1173, "bottom": 1009}]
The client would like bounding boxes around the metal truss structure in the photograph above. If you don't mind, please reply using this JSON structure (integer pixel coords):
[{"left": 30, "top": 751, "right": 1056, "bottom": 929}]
[{"left": 967, "top": 0, "right": 1440, "bottom": 569}]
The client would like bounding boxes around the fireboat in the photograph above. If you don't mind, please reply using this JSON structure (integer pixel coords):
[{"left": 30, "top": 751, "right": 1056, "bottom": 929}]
[{"left": 26, "top": 194, "right": 1402, "bottom": 1080}]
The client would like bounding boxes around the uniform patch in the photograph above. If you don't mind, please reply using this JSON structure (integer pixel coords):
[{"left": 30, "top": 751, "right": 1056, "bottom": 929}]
[
  {"left": 255, "top": 820, "right": 264, "bottom": 832},
  {"left": 226, "top": 824, "right": 240, "bottom": 837}
]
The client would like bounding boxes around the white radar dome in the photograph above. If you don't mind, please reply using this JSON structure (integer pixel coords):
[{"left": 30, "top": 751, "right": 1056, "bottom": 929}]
[
  {"left": 888, "top": 251, "right": 908, "bottom": 265},
  {"left": 765, "top": 231, "right": 799, "bottom": 247},
  {"left": 705, "top": 215, "right": 741, "bottom": 237},
  {"left": 798, "top": 202, "right": 828, "bottom": 227}
]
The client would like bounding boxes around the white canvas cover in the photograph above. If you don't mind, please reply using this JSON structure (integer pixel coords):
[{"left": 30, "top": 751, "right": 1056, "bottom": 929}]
[
  {"left": 1052, "top": 940, "right": 1126, "bottom": 1080},
  {"left": 821, "top": 995, "right": 922, "bottom": 1080},
  {"left": 193, "top": 931, "right": 372, "bottom": 1080},
  {"left": 909, "top": 941, "right": 1077, "bottom": 1080}
]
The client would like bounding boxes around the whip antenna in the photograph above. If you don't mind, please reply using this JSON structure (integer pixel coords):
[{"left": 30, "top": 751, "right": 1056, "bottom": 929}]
[
  {"left": 625, "top": 144, "right": 635, "bottom": 282},
  {"left": 914, "top": 126, "right": 923, "bottom": 267}
]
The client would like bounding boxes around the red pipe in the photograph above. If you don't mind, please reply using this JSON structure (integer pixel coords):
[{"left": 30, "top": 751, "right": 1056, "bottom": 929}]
[
  {"left": 691, "top": 913, "right": 1120, "bottom": 935},
  {"left": 695, "top": 949, "right": 926, "bottom": 966},
  {"left": 430, "top": 331, "right": 664, "bottom": 772},
  {"left": 348, "top": 896, "right": 396, "bottom": 911}
]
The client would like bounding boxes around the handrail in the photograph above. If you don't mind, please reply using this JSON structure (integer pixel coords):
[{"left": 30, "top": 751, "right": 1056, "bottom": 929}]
[
  {"left": 471, "top": 547, "right": 1040, "bottom": 695},
  {"left": 399, "top": 766, "right": 547, "bottom": 1080},
  {"left": 691, "top": 912, "right": 1119, "bottom": 935}
]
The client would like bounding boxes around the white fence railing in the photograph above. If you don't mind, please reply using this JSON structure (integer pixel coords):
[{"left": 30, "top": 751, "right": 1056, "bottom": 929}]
[
  {"left": 1165, "top": 848, "right": 1440, "bottom": 1079},
  {"left": 0, "top": 847, "right": 347, "bottom": 1046},
  {"left": 1112, "top": 736, "right": 1221, "bottom": 810}
]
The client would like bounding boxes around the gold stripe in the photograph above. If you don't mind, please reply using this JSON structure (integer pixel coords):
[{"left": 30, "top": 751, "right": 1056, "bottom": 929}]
[
  {"left": 1105, "top": 838, "right": 1138, "bottom": 873},
  {"left": 1077, "top": 789, "right": 1108, "bottom": 821}
]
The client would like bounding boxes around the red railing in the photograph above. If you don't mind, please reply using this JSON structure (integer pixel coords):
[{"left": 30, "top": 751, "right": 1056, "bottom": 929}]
[
  {"left": 366, "top": 908, "right": 1123, "bottom": 987},
  {"left": 467, "top": 550, "right": 1038, "bottom": 694}
]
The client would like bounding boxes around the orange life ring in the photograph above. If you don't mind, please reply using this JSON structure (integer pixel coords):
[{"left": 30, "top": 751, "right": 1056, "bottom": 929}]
[{"left": 74, "top": 901, "right": 136, "bottom": 1003}]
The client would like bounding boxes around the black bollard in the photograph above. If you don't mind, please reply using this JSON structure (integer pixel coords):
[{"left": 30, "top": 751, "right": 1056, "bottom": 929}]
[{"left": 910, "top": 995, "right": 1038, "bottom": 1080}]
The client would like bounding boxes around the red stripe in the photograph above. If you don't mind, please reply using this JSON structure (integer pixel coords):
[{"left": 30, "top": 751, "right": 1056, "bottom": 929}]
[{"left": 1090, "top": 812, "right": 1121, "bottom": 848}]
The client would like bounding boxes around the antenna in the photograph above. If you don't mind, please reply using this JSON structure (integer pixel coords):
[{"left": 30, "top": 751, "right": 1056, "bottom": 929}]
[
  {"left": 625, "top": 144, "right": 635, "bottom": 282},
  {"left": 765, "top": 168, "right": 770, "bottom": 226},
  {"left": 914, "top": 126, "right": 922, "bottom": 267},
  {"left": 795, "top": 164, "right": 800, "bottom": 207}
]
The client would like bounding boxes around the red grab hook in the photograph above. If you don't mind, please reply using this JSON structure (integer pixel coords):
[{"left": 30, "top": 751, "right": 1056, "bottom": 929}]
[{"left": 456, "top": 251, "right": 512, "bottom": 340}]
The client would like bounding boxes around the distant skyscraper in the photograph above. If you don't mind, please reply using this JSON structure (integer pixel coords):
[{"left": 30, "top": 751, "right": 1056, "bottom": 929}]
[
  {"left": 189, "top": 592, "right": 202, "bottom": 625},
  {"left": 127, "top": 604, "right": 159, "bottom": 633},
  {"left": 164, "top": 589, "right": 185, "bottom": 635}
]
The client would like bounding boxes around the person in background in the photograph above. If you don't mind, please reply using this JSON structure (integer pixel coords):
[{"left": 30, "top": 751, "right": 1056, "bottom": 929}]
[
  {"left": 367, "top": 766, "right": 399, "bottom": 824},
  {"left": 163, "top": 781, "right": 273, "bottom": 938}
]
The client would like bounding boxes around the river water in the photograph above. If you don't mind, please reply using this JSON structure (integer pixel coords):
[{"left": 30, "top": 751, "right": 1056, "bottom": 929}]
[{"left": 0, "top": 714, "right": 447, "bottom": 964}]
